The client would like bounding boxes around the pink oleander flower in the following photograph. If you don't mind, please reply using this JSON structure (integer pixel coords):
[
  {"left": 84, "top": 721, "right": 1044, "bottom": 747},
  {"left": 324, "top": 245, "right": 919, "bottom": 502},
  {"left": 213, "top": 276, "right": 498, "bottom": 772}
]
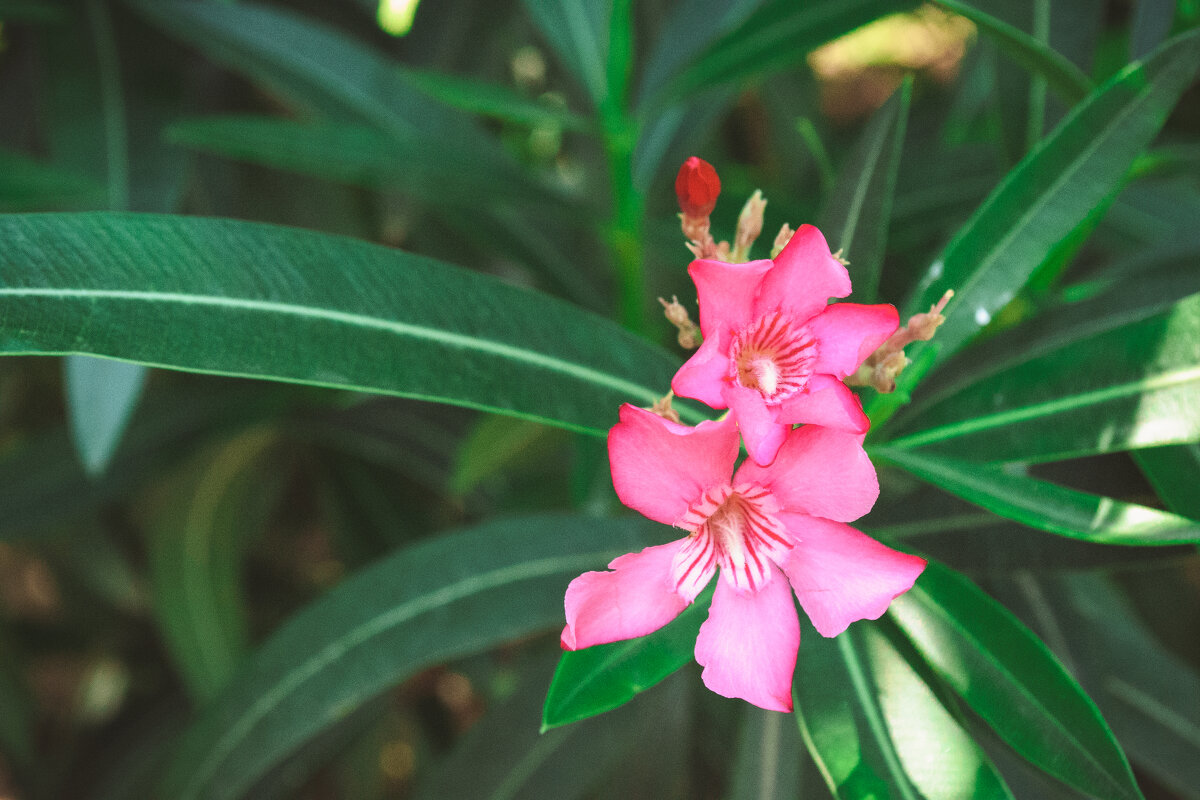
[
  {"left": 672, "top": 224, "right": 899, "bottom": 466},
  {"left": 561, "top": 404, "right": 926, "bottom": 712}
]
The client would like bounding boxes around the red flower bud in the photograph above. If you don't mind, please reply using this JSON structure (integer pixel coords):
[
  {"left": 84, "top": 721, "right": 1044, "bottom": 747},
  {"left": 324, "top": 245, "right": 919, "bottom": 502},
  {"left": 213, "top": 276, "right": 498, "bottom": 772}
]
[{"left": 675, "top": 156, "right": 721, "bottom": 217}]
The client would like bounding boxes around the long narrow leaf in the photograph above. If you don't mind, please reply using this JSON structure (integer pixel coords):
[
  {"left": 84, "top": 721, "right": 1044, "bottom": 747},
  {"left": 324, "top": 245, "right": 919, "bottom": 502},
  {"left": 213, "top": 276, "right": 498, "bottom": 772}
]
[
  {"left": 888, "top": 561, "right": 1143, "bottom": 800},
  {"left": 158, "top": 514, "right": 661, "bottom": 800},
  {"left": 819, "top": 77, "right": 912, "bottom": 303},
  {"left": 885, "top": 292, "right": 1200, "bottom": 462},
  {"left": 933, "top": 0, "right": 1093, "bottom": 104},
  {"left": 0, "top": 213, "right": 698, "bottom": 435},
  {"left": 895, "top": 29, "right": 1200, "bottom": 382}
]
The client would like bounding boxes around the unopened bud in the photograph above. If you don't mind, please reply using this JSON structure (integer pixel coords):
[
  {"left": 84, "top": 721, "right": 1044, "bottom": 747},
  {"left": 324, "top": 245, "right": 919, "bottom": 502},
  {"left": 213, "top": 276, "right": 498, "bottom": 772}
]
[
  {"left": 674, "top": 156, "right": 721, "bottom": 217},
  {"left": 658, "top": 296, "right": 701, "bottom": 349},
  {"left": 650, "top": 391, "right": 681, "bottom": 424},
  {"left": 731, "top": 190, "right": 767, "bottom": 262},
  {"left": 770, "top": 224, "right": 794, "bottom": 259}
]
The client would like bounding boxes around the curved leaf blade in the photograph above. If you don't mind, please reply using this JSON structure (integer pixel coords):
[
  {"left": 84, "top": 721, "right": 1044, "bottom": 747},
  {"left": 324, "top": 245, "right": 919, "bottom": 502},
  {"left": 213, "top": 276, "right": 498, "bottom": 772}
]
[
  {"left": 897, "top": 29, "right": 1200, "bottom": 380},
  {"left": 542, "top": 582, "right": 711, "bottom": 729},
  {"left": 795, "top": 621, "right": 1013, "bottom": 799},
  {"left": 0, "top": 213, "right": 696, "bottom": 434},
  {"left": 933, "top": 0, "right": 1093, "bottom": 104},
  {"left": 159, "top": 514, "right": 662, "bottom": 800},
  {"left": 886, "top": 292, "right": 1200, "bottom": 462},
  {"left": 819, "top": 76, "right": 912, "bottom": 303},
  {"left": 875, "top": 447, "right": 1200, "bottom": 545},
  {"left": 888, "top": 561, "right": 1143, "bottom": 800}
]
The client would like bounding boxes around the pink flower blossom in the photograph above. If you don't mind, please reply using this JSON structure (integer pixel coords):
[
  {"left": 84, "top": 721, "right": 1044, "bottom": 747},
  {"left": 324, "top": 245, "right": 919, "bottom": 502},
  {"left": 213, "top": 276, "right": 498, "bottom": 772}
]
[
  {"left": 672, "top": 224, "right": 899, "bottom": 466},
  {"left": 561, "top": 404, "right": 926, "bottom": 712}
]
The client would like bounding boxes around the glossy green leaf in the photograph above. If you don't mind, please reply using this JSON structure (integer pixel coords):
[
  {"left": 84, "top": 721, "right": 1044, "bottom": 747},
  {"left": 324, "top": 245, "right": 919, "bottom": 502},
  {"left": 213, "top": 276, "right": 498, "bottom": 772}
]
[
  {"left": 933, "top": 0, "right": 1093, "bottom": 105},
  {"left": 65, "top": 355, "right": 148, "bottom": 476},
  {"left": 897, "top": 28, "right": 1200, "bottom": 380},
  {"left": 148, "top": 429, "right": 280, "bottom": 702},
  {"left": 1134, "top": 442, "right": 1200, "bottom": 520},
  {"left": 542, "top": 582, "right": 711, "bottom": 729},
  {"left": 727, "top": 705, "right": 804, "bottom": 800},
  {"left": 663, "top": 0, "right": 917, "bottom": 102},
  {"left": 888, "top": 560, "right": 1142, "bottom": 800},
  {"left": 1042, "top": 574, "right": 1200, "bottom": 799},
  {"left": 158, "top": 514, "right": 660, "bottom": 800},
  {"left": 795, "top": 621, "right": 1012, "bottom": 799},
  {"left": 396, "top": 67, "right": 591, "bottom": 131},
  {"left": 885, "top": 292, "right": 1200, "bottom": 462},
  {"left": 520, "top": 0, "right": 611, "bottom": 104},
  {"left": 819, "top": 76, "right": 912, "bottom": 303},
  {"left": 875, "top": 447, "right": 1200, "bottom": 545},
  {"left": 0, "top": 213, "right": 698, "bottom": 435}
]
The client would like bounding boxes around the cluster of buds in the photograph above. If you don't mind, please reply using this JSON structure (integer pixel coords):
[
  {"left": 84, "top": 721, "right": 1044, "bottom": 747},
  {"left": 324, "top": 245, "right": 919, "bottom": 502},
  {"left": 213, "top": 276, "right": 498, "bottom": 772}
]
[
  {"left": 662, "top": 156, "right": 953, "bottom": 394},
  {"left": 848, "top": 290, "right": 955, "bottom": 392}
]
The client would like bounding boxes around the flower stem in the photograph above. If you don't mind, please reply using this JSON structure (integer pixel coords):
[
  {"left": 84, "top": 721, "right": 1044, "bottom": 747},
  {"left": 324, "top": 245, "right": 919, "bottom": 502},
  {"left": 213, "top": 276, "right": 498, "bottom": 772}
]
[{"left": 600, "top": 0, "right": 645, "bottom": 333}]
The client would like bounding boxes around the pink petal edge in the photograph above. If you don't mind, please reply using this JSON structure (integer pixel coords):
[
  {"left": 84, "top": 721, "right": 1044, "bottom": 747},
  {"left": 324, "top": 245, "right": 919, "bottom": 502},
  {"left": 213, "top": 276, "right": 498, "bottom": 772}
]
[
  {"left": 562, "top": 541, "right": 690, "bottom": 650},
  {"left": 695, "top": 568, "right": 799, "bottom": 712},
  {"left": 778, "top": 514, "right": 926, "bottom": 638},
  {"left": 689, "top": 258, "right": 771, "bottom": 339},
  {"left": 736, "top": 424, "right": 878, "bottom": 523},
  {"left": 758, "top": 225, "right": 851, "bottom": 322},
  {"left": 722, "top": 382, "right": 788, "bottom": 466},
  {"left": 608, "top": 404, "right": 739, "bottom": 526},
  {"left": 808, "top": 302, "right": 900, "bottom": 378}
]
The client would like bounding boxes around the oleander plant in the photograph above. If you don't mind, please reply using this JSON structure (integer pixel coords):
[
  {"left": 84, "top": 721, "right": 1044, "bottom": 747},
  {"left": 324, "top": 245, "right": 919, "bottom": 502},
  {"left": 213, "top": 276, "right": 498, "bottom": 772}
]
[{"left": 1, "top": 1, "right": 1199, "bottom": 798}]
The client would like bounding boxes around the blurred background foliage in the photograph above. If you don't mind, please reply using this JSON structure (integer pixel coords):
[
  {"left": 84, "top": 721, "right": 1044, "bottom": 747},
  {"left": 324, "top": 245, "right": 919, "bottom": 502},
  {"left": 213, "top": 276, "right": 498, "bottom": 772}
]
[{"left": 0, "top": 0, "right": 1199, "bottom": 798}]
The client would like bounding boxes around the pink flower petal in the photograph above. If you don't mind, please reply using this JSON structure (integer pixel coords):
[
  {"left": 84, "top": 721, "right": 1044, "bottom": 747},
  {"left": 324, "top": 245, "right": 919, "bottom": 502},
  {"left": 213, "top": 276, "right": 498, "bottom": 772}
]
[
  {"left": 689, "top": 258, "right": 771, "bottom": 339},
  {"left": 777, "top": 374, "right": 869, "bottom": 434},
  {"left": 562, "top": 541, "right": 690, "bottom": 650},
  {"left": 809, "top": 302, "right": 900, "bottom": 378},
  {"left": 695, "top": 568, "right": 799, "bottom": 711},
  {"left": 735, "top": 425, "right": 877, "bottom": 522},
  {"left": 757, "top": 225, "right": 851, "bottom": 322},
  {"left": 672, "top": 334, "right": 731, "bottom": 409},
  {"left": 722, "top": 382, "right": 788, "bottom": 466},
  {"left": 608, "top": 404, "right": 739, "bottom": 526},
  {"left": 778, "top": 514, "right": 925, "bottom": 637}
]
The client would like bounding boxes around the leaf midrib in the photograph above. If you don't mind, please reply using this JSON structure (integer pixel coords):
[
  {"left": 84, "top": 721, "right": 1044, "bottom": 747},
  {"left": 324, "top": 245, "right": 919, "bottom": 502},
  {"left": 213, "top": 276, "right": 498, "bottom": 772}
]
[
  {"left": 0, "top": 286, "right": 667, "bottom": 411},
  {"left": 178, "top": 548, "right": 624, "bottom": 799}
]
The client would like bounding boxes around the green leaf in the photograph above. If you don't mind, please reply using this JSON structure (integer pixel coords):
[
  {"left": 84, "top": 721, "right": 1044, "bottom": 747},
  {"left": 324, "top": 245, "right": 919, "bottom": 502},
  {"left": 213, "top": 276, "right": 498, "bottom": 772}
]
[
  {"left": 932, "top": 0, "right": 1093, "bottom": 105},
  {"left": 795, "top": 620, "right": 1012, "bottom": 799},
  {"left": 396, "top": 67, "right": 592, "bottom": 132},
  {"left": 819, "top": 76, "right": 912, "bottom": 303},
  {"left": 895, "top": 29, "right": 1200, "bottom": 380},
  {"left": 416, "top": 655, "right": 678, "bottom": 800},
  {"left": 1134, "top": 443, "right": 1200, "bottom": 520},
  {"left": 1131, "top": 0, "right": 1176, "bottom": 58},
  {"left": 635, "top": 0, "right": 767, "bottom": 104},
  {"left": 65, "top": 355, "right": 148, "bottom": 476},
  {"left": 661, "top": 0, "right": 917, "bottom": 104},
  {"left": 727, "top": 705, "right": 805, "bottom": 800},
  {"left": 888, "top": 560, "right": 1143, "bottom": 800},
  {"left": 884, "top": 292, "right": 1200, "bottom": 462},
  {"left": 0, "top": 0, "right": 65, "bottom": 21},
  {"left": 542, "top": 582, "right": 712, "bottom": 729},
  {"left": 451, "top": 415, "right": 551, "bottom": 496},
  {"left": 0, "top": 149, "right": 106, "bottom": 210},
  {"left": 1042, "top": 574, "right": 1200, "bottom": 800},
  {"left": 520, "top": 0, "right": 611, "bottom": 104},
  {"left": 158, "top": 513, "right": 660, "bottom": 800},
  {"left": 148, "top": 429, "right": 280, "bottom": 702},
  {"left": 875, "top": 447, "right": 1200, "bottom": 545},
  {"left": 0, "top": 213, "right": 698, "bottom": 435}
]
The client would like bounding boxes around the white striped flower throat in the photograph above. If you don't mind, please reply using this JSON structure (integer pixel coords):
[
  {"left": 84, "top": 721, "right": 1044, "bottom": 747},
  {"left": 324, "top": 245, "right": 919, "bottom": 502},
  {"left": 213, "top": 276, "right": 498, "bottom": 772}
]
[{"left": 728, "top": 311, "right": 817, "bottom": 403}]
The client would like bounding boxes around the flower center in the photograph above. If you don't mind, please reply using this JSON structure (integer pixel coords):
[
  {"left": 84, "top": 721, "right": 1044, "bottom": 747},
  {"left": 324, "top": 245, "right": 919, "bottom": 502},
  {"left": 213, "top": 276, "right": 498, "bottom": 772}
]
[
  {"left": 728, "top": 311, "right": 817, "bottom": 403},
  {"left": 671, "top": 483, "right": 793, "bottom": 599}
]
